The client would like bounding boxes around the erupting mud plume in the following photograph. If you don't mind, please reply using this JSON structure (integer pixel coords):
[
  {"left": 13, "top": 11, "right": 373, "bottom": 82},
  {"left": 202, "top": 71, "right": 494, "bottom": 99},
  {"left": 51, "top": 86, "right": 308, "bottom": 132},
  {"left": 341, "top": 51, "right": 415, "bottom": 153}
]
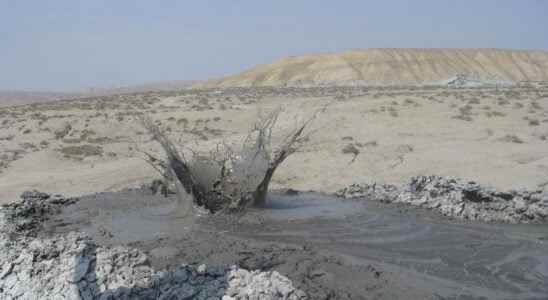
[{"left": 140, "top": 107, "right": 325, "bottom": 214}]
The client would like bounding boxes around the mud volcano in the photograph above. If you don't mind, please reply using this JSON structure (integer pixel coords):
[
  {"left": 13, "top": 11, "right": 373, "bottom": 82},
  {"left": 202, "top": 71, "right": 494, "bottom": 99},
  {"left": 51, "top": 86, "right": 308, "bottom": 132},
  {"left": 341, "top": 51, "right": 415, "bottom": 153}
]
[
  {"left": 28, "top": 186, "right": 547, "bottom": 299},
  {"left": 2, "top": 188, "right": 548, "bottom": 299}
]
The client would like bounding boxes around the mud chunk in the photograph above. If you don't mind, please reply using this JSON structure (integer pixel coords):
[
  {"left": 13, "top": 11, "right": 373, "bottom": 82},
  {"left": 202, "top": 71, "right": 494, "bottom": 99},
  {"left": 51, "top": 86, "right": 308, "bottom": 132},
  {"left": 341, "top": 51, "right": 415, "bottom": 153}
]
[{"left": 338, "top": 176, "right": 548, "bottom": 223}]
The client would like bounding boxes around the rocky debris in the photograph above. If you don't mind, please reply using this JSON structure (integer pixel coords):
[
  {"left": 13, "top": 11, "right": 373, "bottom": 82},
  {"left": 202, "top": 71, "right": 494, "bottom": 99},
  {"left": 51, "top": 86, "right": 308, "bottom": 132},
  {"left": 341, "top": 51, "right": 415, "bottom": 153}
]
[
  {"left": 0, "top": 190, "right": 77, "bottom": 237},
  {"left": 337, "top": 175, "right": 548, "bottom": 223},
  {"left": 0, "top": 232, "right": 228, "bottom": 299},
  {"left": 336, "top": 182, "right": 399, "bottom": 203},
  {"left": 20, "top": 190, "right": 51, "bottom": 201},
  {"left": 0, "top": 191, "right": 308, "bottom": 299},
  {"left": 438, "top": 73, "right": 514, "bottom": 88},
  {"left": 224, "top": 267, "right": 306, "bottom": 300}
]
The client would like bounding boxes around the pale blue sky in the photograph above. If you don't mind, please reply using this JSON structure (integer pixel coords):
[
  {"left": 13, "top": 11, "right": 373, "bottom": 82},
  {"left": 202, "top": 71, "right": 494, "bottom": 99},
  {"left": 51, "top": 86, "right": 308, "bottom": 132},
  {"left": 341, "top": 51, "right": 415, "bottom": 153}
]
[{"left": 1, "top": 0, "right": 547, "bottom": 90}]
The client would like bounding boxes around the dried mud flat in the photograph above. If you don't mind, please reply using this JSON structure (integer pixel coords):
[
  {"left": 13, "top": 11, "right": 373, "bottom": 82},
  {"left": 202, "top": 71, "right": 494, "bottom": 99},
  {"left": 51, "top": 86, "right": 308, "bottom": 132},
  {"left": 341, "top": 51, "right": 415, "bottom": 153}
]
[
  {"left": 12, "top": 187, "right": 544, "bottom": 299},
  {"left": 2, "top": 85, "right": 548, "bottom": 202}
]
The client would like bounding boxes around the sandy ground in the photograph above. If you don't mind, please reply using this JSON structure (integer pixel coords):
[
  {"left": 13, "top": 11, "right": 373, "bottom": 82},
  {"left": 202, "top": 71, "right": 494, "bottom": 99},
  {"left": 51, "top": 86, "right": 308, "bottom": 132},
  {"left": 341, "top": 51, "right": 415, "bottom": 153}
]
[{"left": 1, "top": 86, "right": 548, "bottom": 203}]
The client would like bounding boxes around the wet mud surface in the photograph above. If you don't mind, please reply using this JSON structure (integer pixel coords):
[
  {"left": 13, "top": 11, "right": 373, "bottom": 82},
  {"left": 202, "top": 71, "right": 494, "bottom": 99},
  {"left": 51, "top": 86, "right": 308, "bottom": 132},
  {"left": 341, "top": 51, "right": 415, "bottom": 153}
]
[{"left": 42, "top": 189, "right": 548, "bottom": 299}]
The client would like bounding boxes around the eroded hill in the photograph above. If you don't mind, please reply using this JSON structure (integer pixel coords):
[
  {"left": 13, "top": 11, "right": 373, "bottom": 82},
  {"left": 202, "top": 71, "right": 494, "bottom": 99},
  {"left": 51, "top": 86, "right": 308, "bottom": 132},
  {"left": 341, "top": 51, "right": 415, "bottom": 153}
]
[{"left": 197, "top": 48, "right": 548, "bottom": 87}]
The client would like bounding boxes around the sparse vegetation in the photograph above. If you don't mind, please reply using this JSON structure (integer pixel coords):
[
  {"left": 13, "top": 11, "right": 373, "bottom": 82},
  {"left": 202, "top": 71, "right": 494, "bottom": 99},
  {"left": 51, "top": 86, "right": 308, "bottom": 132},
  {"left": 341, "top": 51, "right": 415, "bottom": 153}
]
[
  {"left": 485, "top": 111, "right": 506, "bottom": 118},
  {"left": 0, "top": 135, "right": 14, "bottom": 141},
  {"left": 531, "top": 101, "right": 543, "bottom": 111},
  {"left": 468, "top": 98, "right": 480, "bottom": 105},
  {"left": 362, "top": 140, "right": 378, "bottom": 148},
  {"left": 453, "top": 105, "right": 474, "bottom": 121},
  {"left": 342, "top": 143, "right": 360, "bottom": 163},
  {"left": 513, "top": 103, "right": 524, "bottom": 109},
  {"left": 388, "top": 107, "right": 399, "bottom": 117},
  {"left": 497, "top": 134, "right": 524, "bottom": 144},
  {"left": 403, "top": 99, "right": 420, "bottom": 107},
  {"left": 80, "top": 129, "right": 96, "bottom": 140},
  {"left": 59, "top": 144, "right": 104, "bottom": 159},
  {"left": 54, "top": 123, "right": 72, "bottom": 139}
]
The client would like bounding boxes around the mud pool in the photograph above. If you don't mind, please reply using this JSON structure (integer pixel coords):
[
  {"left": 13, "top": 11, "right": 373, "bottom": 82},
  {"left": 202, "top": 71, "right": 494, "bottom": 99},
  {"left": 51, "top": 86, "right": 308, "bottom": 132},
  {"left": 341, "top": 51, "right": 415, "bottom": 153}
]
[{"left": 42, "top": 189, "right": 548, "bottom": 299}]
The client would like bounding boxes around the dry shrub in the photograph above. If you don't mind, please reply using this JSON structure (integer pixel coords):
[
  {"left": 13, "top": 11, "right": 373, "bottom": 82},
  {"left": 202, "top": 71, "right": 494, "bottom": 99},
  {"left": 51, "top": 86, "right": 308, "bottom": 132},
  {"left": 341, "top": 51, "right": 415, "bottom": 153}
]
[
  {"left": 54, "top": 123, "right": 72, "bottom": 139},
  {"left": 342, "top": 143, "right": 360, "bottom": 163},
  {"left": 497, "top": 134, "right": 524, "bottom": 144},
  {"left": 59, "top": 144, "right": 103, "bottom": 159}
]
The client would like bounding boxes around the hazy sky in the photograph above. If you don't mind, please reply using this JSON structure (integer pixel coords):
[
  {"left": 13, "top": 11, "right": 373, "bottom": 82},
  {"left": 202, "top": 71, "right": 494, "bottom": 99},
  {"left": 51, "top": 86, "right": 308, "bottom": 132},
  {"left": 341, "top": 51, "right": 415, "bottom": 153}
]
[{"left": 1, "top": 0, "right": 547, "bottom": 90}]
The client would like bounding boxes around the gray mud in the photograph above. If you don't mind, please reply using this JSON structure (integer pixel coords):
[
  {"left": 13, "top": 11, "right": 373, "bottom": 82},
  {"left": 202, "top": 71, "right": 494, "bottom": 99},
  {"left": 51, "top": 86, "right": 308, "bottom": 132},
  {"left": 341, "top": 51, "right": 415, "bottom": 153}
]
[
  {"left": 337, "top": 176, "right": 548, "bottom": 224},
  {"left": 42, "top": 188, "right": 548, "bottom": 299}
]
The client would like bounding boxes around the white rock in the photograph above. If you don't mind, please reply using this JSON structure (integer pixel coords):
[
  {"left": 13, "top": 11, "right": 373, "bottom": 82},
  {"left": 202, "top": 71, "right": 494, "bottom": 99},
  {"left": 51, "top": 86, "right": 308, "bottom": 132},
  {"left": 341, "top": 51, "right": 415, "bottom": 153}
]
[{"left": 197, "top": 263, "right": 207, "bottom": 274}]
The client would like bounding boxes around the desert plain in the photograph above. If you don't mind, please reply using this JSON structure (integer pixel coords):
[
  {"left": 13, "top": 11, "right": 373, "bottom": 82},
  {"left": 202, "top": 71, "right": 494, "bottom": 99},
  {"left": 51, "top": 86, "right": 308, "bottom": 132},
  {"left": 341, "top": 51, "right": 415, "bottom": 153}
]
[
  {"left": 1, "top": 85, "right": 548, "bottom": 202},
  {"left": 1, "top": 48, "right": 548, "bottom": 299}
]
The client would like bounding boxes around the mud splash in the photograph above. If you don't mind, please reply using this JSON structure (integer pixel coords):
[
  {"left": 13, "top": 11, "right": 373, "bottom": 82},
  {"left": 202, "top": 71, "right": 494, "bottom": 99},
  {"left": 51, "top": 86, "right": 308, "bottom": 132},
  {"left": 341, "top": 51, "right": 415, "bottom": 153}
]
[{"left": 42, "top": 188, "right": 548, "bottom": 299}]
